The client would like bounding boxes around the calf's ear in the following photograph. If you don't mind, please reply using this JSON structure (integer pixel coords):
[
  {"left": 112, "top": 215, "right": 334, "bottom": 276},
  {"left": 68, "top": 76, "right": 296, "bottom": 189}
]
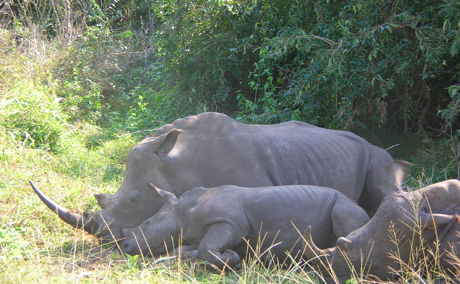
[
  {"left": 149, "top": 183, "right": 178, "bottom": 203},
  {"left": 94, "top": 193, "right": 114, "bottom": 209}
]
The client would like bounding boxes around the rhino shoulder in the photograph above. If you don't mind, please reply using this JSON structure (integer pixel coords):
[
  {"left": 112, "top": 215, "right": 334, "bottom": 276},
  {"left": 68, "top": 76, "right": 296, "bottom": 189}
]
[
  {"left": 276, "top": 120, "right": 314, "bottom": 128},
  {"left": 154, "top": 113, "right": 244, "bottom": 137},
  {"left": 178, "top": 186, "right": 209, "bottom": 202}
]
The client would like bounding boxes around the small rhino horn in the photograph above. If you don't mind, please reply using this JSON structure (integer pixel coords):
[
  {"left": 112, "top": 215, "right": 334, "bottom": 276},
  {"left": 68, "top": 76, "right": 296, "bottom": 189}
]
[
  {"left": 336, "top": 237, "right": 352, "bottom": 251},
  {"left": 419, "top": 211, "right": 457, "bottom": 229},
  {"left": 94, "top": 193, "right": 113, "bottom": 209}
]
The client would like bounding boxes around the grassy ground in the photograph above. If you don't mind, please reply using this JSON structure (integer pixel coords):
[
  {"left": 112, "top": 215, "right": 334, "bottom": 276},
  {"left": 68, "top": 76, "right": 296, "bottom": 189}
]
[
  {"left": 1, "top": 117, "right": 458, "bottom": 283},
  {"left": 0, "top": 128, "right": 321, "bottom": 283}
]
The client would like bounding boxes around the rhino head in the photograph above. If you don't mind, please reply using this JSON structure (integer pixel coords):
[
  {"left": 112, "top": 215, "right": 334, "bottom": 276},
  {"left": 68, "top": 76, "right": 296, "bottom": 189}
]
[
  {"left": 303, "top": 179, "right": 460, "bottom": 280},
  {"left": 30, "top": 129, "right": 184, "bottom": 241},
  {"left": 120, "top": 184, "right": 181, "bottom": 256}
]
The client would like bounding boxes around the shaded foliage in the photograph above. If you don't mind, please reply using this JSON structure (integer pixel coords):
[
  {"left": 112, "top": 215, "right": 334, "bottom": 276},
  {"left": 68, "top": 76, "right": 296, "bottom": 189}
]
[
  {"left": 149, "top": 0, "right": 460, "bottom": 133},
  {"left": 4, "top": 0, "right": 458, "bottom": 132}
]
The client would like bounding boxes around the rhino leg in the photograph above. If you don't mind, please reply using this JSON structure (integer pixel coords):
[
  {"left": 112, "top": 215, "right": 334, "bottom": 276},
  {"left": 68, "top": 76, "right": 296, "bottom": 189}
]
[
  {"left": 173, "top": 245, "right": 199, "bottom": 259},
  {"left": 331, "top": 196, "right": 369, "bottom": 238},
  {"left": 197, "top": 223, "right": 242, "bottom": 269}
]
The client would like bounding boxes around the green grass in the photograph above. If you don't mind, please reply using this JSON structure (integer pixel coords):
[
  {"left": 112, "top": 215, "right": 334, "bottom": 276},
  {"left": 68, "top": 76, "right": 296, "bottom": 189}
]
[
  {"left": 1, "top": 122, "right": 458, "bottom": 283},
  {"left": 0, "top": 123, "right": 322, "bottom": 283}
]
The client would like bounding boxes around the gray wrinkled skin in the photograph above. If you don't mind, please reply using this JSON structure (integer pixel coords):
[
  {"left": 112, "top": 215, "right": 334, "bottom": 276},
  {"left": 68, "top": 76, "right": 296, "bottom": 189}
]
[
  {"left": 34, "top": 112, "right": 400, "bottom": 240},
  {"left": 305, "top": 179, "right": 460, "bottom": 281},
  {"left": 120, "top": 184, "right": 370, "bottom": 268},
  {"left": 92, "top": 112, "right": 399, "bottom": 239}
]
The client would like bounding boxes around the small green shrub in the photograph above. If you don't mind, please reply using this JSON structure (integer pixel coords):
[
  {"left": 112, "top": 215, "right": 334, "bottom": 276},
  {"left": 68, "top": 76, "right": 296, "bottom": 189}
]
[
  {"left": 407, "top": 137, "right": 459, "bottom": 185},
  {"left": 59, "top": 78, "right": 103, "bottom": 123},
  {"left": 53, "top": 126, "right": 135, "bottom": 183},
  {"left": 439, "top": 84, "right": 460, "bottom": 128},
  {"left": 97, "top": 133, "right": 136, "bottom": 164},
  {"left": 0, "top": 225, "right": 29, "bottom": 261},
  {"left": 0, "top": 82, "right": 66, "bottom": 151}
]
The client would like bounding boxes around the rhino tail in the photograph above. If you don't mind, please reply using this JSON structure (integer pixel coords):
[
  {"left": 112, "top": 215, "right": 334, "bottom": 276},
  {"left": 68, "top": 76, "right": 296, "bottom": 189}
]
[{"left": 393, "top": 159, "right": 413, "bottom": 190}]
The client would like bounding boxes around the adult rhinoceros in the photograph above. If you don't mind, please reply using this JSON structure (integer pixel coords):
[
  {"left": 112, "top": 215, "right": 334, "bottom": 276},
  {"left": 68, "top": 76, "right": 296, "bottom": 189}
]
[{"left": 31, "top": 112, "right": 401, "bottom": 241}]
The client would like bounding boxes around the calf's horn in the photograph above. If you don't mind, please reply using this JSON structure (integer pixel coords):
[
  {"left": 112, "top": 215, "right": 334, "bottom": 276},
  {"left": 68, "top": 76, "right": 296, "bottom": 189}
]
[
  {"left": 419, "top": 211, "right": 457, "bottom": 230},
  {"left": 29, "top": 181, "right": 100, "bottom": 235}
]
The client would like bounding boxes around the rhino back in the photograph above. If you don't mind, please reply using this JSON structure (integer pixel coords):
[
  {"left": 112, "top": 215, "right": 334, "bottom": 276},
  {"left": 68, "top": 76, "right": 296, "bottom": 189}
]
[
  {"left": 153, "top": 112, "right": 315, "bottom": 136},
  {"left": 181, "top": 185, "right": 339, "bottom": 251},
  {"left": 165, "top": 126, "right": 370, "bottom": 201},
  {"left": 140, "top": 112, "right": 373, "bottom": 201},
  {"left": 152, "top": 112, "right": 246, "bottom": 137},
  {"left": 154, "top": 112, "right": 359, "bottom": 139},
  {"left": 243, "top": 185, "right": 339, "bottom": 250}
]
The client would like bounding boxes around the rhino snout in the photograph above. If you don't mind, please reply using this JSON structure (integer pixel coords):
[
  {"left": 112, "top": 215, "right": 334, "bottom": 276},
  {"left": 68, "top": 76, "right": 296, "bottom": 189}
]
[{"left": 121, "top": 240, "right": 140, "bottom": 256}]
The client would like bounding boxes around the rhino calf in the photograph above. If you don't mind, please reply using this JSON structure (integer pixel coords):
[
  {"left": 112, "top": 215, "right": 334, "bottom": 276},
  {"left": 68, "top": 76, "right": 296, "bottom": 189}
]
[
  {"left": 304, "top": 179, "right": 460, "bottom": 281},
  {"left": 120, "top": 184, "right": 369, "bottom": 268}
]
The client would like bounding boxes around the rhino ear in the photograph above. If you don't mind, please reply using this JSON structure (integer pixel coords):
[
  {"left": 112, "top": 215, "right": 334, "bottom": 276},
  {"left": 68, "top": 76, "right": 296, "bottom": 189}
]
[
  {"left": 419, "top": 211, "right": 458, "bottom": 230},
  {"left": 151, "top": 129, "right": 183, "bottom": 157},
  {"left": 94, "top": 193, "right": 114, "bottom": 209},
  {"left": 149, "top": 183, "right": 178, "bottom": 203},
  {"left": 336, "top": 237, "right": 352, "bottom": 252}
]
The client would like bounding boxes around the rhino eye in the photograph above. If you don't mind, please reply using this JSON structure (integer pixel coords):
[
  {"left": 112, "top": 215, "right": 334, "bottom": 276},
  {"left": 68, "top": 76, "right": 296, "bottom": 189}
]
[{"left": 129, "top": 192, "right": 141, "bottom": 202}]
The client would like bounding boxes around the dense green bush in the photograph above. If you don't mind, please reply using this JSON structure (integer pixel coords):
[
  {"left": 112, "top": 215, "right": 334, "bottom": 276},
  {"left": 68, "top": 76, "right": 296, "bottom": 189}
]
[
  {"left": 149, "top": 0, "right": 256, "bottom": 113},
  {"left": 148, "top": 0, "right": 459, "bottom": 133},
  {"left": 4, "top": 0, "right": 459, "bottom": 133},
  {"left": 408, "top": 137, "right": 459, "bottom": 184}
]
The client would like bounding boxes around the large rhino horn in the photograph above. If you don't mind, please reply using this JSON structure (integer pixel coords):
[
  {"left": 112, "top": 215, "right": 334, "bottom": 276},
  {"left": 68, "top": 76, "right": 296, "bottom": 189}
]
[{"left": 29, "top": 181, "right": 101, "bottom": 235}]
